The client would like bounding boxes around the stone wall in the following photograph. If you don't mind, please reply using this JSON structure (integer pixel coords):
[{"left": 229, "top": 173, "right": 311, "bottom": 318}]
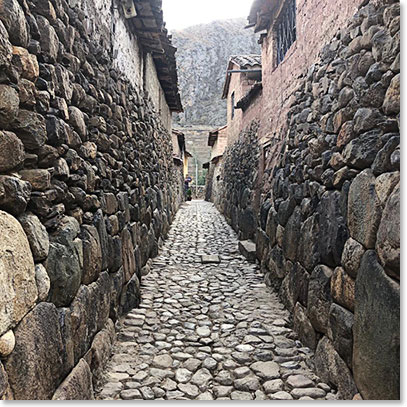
[
  {"left": 217, "top": 0, "right": 399, "bottom": 400},
  {"left": 217, "top": 121, "right": 261, "bottom": 241},
  {"left": 0, "top": 0, "right": 183, "bottom": 400}
]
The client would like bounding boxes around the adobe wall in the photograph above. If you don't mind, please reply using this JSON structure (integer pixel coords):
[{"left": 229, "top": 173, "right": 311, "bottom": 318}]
[
  {"left": 218, "top": 0, "right": 400, "bottom": 399},
  {"left": 259, "top": 0, "right": 366, "bottom": 141},
  {"left": 0, "top": 0, "right": 183, "bottom": 400}
]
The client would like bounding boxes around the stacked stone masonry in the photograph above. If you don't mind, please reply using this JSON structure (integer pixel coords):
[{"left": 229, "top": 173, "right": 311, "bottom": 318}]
[
  {"left": 0, "top": 0, "right": 183, "bottom": 400},
  {"left": 216, "top": 0, "right": 399, "bottom": 400}
]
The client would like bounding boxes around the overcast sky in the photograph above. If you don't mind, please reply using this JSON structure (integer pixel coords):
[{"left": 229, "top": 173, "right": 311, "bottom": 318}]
[{"left": 162, "top": 0, "right": 253, "bottom": 31}]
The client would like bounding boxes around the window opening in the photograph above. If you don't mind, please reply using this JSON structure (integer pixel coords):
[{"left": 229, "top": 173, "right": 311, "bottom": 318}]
[{"left": 276, "top": 0, "right": 296, "bottom": 66}]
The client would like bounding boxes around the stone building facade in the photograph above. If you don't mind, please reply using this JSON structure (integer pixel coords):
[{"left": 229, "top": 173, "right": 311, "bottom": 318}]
[
  {"left": 216, "top": 0, "right": 400, "bottom": 400},
  {"left": 0, "top": 0, "right": 183, "bottom": 400}
]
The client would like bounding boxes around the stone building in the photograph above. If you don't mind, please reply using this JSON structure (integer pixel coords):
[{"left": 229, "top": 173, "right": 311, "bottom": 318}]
[
  {"left": 204, "top": 125, "right": 228, "bottom": 204},
  {"left": 215, "top": 0, "right": 400, "bottom": 400},
  {"left": 0, "top": 0, "right": 183, "bottom": 400}
]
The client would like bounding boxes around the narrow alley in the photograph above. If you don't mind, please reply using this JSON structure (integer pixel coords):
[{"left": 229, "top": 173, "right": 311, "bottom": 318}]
[{"left": 96, "top": 201, "right": 334, "bottom": 401}]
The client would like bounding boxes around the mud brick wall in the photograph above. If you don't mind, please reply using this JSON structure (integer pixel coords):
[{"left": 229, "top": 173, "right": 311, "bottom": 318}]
[
  {"left": 0, "top": 0, "right": 183, "bottom": 400},
  {"left": 218, "top": 0, "right": 399, "bottom": 400}
]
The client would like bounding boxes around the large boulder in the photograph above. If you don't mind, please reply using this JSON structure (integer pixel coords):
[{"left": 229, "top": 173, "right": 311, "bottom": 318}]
[
  {"left": 314, "top": 336, "right": 357, "bottom": 400},
  {"left": 0, "top": 0, "right": 28, "bottom": 47},
  {"left": 353, "top": 251, "right": 400, "bottom": 400},
  {"left": 307, "top": 265, "right": 332, "bottom": 334},
  {"left": 348, "top": 169, "right": 382, "bottom": 248},
  {"left": 45, "top": 217, "right": 82, "bottom": 307},
  {"left": 0, "top": 210, "right": 37, "bottom": 336},
  {"left": 293, "top": 302, "right": 316, "bottom": 350},
  {"left": 328, "top": 303, "right": 353, "bottom": 368},
  {"left": 282, "top": 207, "right": 302, "bottom": 262},
  {"left": 297, "top": 214, "right": 320, "bottom": 271},
  {"left": 317, "top": 191, "right": 348, "bottom": 267},
  {"left": 52, "top": 359, "right": 94, "bottom": 400},
  {"left": 376, "top": 183, "right": 399, "bottom": 279},
  {"left": 4, "top": 303, "right": 64, "bottom": 400},
  {"left": 80, "top": 225, "right": 102, "bottom": 285}
]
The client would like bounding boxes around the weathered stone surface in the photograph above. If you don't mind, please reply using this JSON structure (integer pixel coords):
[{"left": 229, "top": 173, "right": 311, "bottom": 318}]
[
  {"left": 12, "top": 46, "right": 39, "bottom": 81},
  {"left": 46, "top": 217, "right": 82, "bottom": 307},
  {"left": 0, "top": 210, "right": 37, "bottom": 336},
  {"left": 0, "top": 176, "right": 31, "bottom": 218},
  {"left": 353, "top": 251, "right": 400, "bottom": 400},
  {"left": 297, "top": 214, "right": 320, "bottom": 271},
  {"left": 19, "top": 212, "right": 49, "bottom": 261},
  {"left": 68, "top": 107, "right": 87, "bottom": 140},
  {"left": 286, "top": 375, "right": 314, "bottom": 389},
  {"left": 19, "top": 169, "right": 50, "bottom": 192},
  {"left": 119, "top": 274, "right": 140, "bottom": 316},
  {"left": 11, "top": 109, "right": 47, "bottom": 151},
  {"left": 250, "top": 361, "right": 280, "bottom": 380},
  {"left": 0, "top": 131, "right": 24, "bottom": 174},
  {"left": 317, "top": 191, "right": 348, "bottom": 267},
  {"left": 376, "top": 183, "right": 399, "bottom": 278},
  {"left": 80, "top": 225, "right": 102, "bottom": 285},
  {"left": 307, "top": 265, "right": 332, "bottom": 334},
  {"left": 37, "top": 15, "right": 59, "bottom": 63},
  {"left": 52, "top": 359, "right": 94, "bottom": 400},
  {"left": 282, "top": 207, "right": 302, "bottom": 262},
  {"left": 353, "top": 108, "right": 384, "bottom": 134},
  {"left": 331, "top": 267, "right": 355, "bottom": 312},
  {"left": 238, "top": 240, "right": 256, "bottom": 263},
  {"left": 0, "top": 86, "right": 19, "bottom": 129},
  {"left": 328, "top": 303, "right": 353, "bottom": 368},
  {"left": 0, "top": 361, "right": 9, "bottom": 399},
  {"left": 348, "top": 169, "right": 382, "bottom": 248},
  {"left": 0, "top": 0, "right": 28, "bottom": 47},
  {"left": 4, "top": 303, "right": 64, "bottom": 400},
  {"left": 0, "top": 330, "right": 15, "bottom": 357},
  {"left": 35, "top": 263, "right": 51, "bottom": 302},
  {"left": 382, "top": 74, "right": 400, "bottom": 115},
  {"left": 293, "top": 302, "right": 316, "bottom": 350},
  {"left": 121, "top": 228, "right": 136, "bottom": 282},
  {"left": 372, "top": 136, "right": 400, "bottom": 175},
  {"left": 343, "top": 130, "right": 385, "bottom": 169},
  {"left": 314, "top": 336, "right": 357, "bottom": 400},
  {"left": 341, "top": 238, "right": 365, "bottom": 279}
]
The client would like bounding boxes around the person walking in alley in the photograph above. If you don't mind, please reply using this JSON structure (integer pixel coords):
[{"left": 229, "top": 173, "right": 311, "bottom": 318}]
[{"left": 185, "top": 174, "right": 193, "bottom": 201}]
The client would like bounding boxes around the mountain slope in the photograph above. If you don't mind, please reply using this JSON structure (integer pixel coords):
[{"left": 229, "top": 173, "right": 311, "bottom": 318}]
[{"left": 172, "top": 18, "right": 260, "bottom": 127}]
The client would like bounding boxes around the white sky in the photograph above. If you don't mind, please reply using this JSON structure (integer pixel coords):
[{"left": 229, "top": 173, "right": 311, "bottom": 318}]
[{"left": 162, "top": 0, "right": 253, "bottom": 31}]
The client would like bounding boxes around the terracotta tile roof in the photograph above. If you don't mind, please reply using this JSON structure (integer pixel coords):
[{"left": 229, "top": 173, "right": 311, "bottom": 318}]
[{"left": 229, "top": 55, "right": 262, "bottom": 68}]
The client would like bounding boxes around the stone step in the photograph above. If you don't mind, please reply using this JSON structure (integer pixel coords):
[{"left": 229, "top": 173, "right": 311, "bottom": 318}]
[{"left": 238, "top": 240, "right": 256, "bottom": 263}]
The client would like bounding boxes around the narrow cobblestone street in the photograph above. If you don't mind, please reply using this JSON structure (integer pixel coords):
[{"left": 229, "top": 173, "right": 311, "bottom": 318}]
[{"left": 96, "top": 200, "right": 335, "bottom": 400}]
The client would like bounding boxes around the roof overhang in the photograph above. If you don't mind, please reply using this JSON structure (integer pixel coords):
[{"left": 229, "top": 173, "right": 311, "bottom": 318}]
[
  {"left": 221, "top": 56, "right": 262, "bottom": 99},
  {"left": 127, "top": 0, "right": 183, "bottom": 112},
  {"left": 246, "top": 0, "right": 285, "bottom": 33}
]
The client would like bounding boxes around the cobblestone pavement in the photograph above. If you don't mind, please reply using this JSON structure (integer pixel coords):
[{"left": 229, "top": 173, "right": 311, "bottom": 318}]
[{"left": 96, "top": 200, "right": 336, "bottom": 400}]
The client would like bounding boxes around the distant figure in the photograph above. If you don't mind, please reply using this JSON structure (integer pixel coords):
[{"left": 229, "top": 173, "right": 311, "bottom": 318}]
[{"left": 185, "top": 174, "right": 192, "bottom": 201}]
